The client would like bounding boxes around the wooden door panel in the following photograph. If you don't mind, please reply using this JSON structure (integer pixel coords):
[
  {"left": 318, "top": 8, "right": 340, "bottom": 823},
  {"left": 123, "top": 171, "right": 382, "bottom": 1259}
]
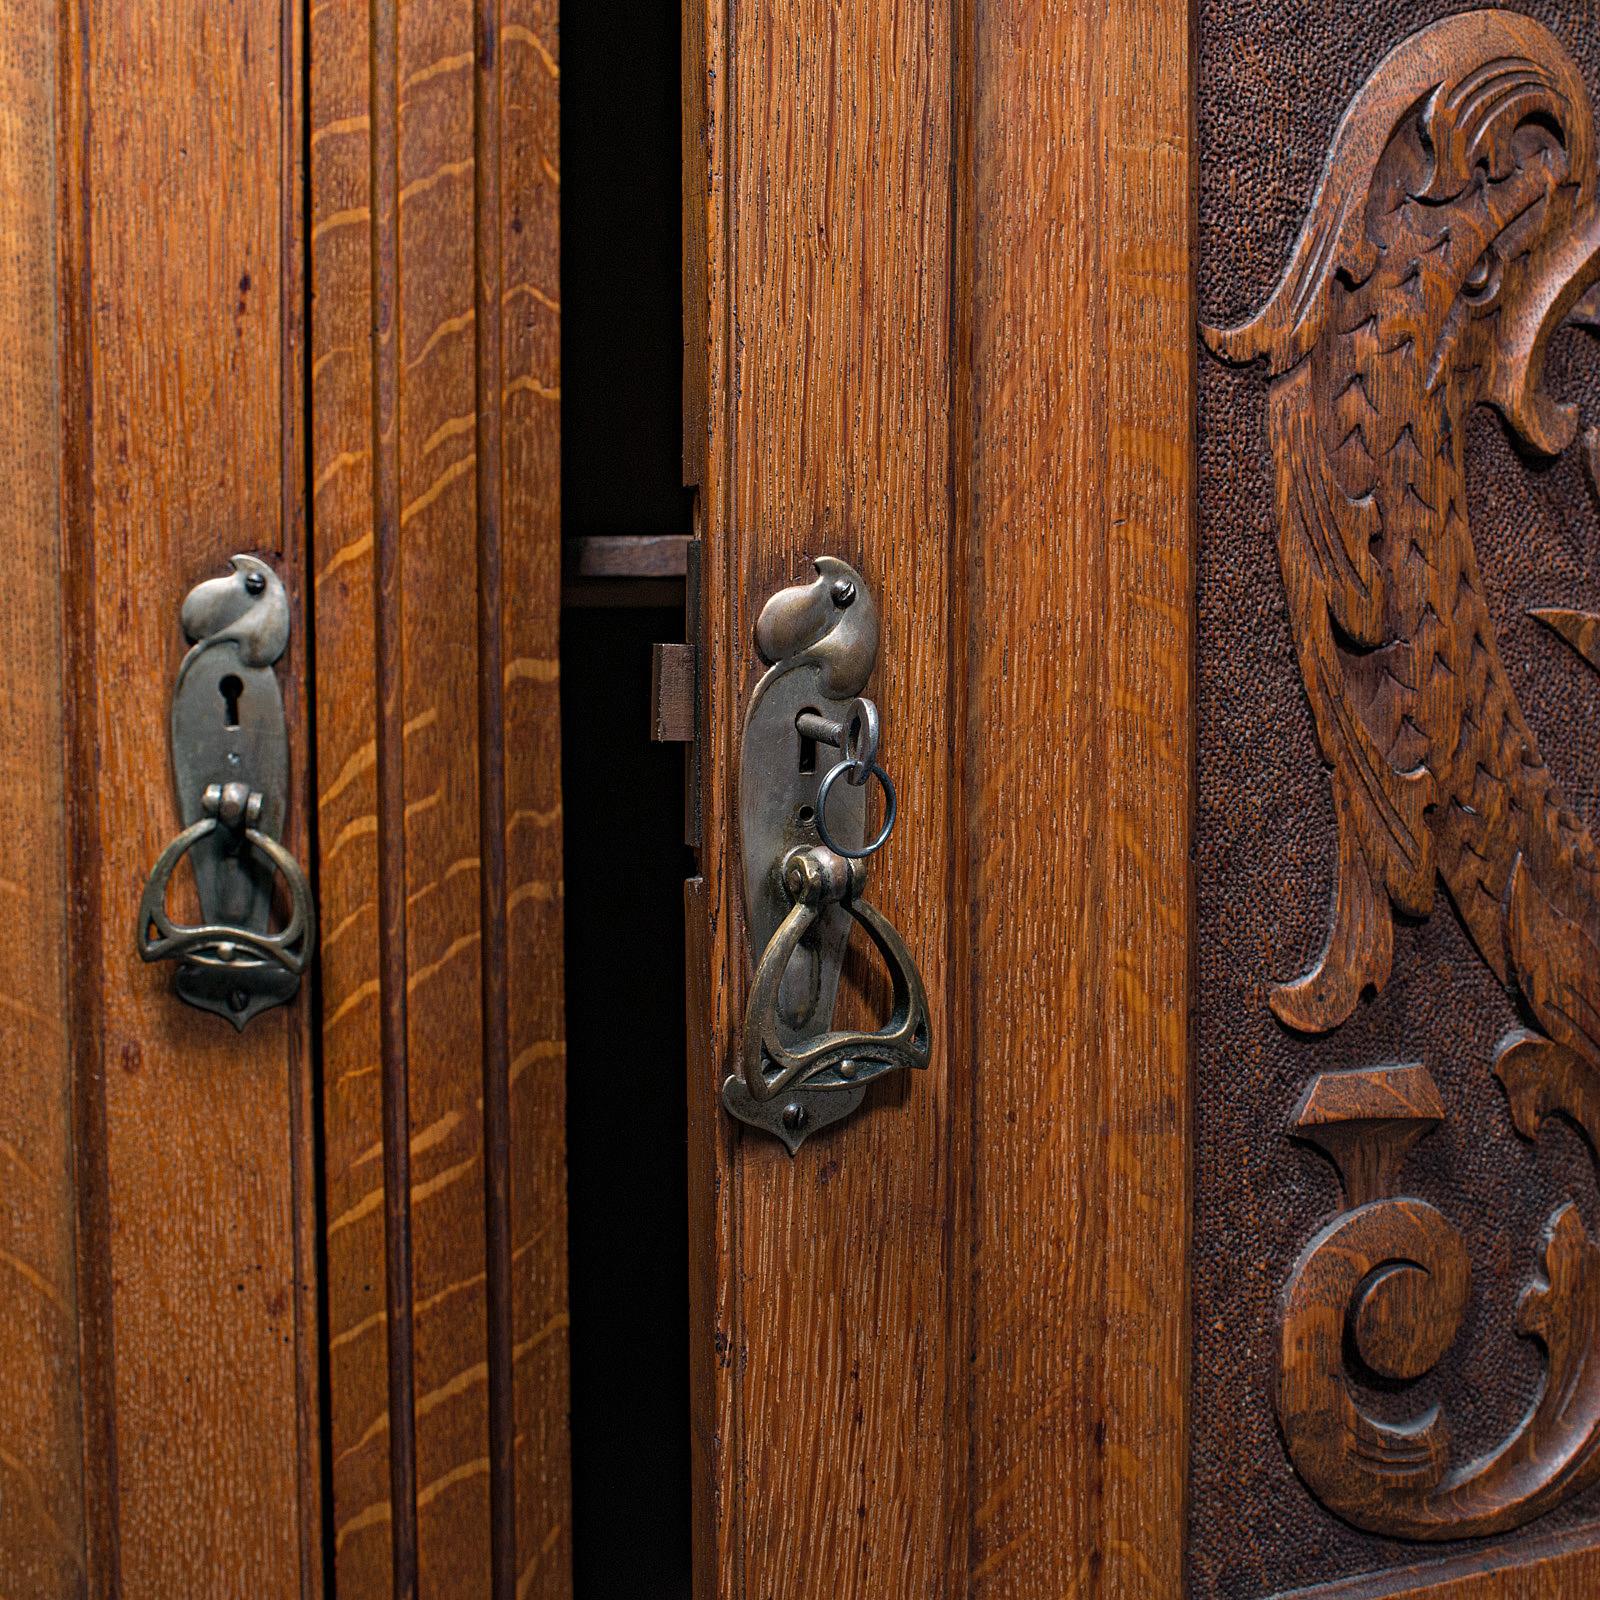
[
  {"left": 1195, "top": 8, "right": 1600, "bottom": 1595},
  {"left": 496, "top": 0, "right": 569, "bottom": 1584},
  {"left": 0, "top": 0, "right": 569, "bottom": 1592},
  {"left": 691, "top": 2, "right": 1600, "bottom": 1598},
  {"left": 684, "top": 0, "right": 1192, "bottom": 1594},
  {"left": 961, "top": 5, "right": 1194, "bottom": 1593},
  {"left": 689, "top": 0, "right": 962, "bottom": 1592},
  {"left": 392, "top": 1, "right": 494, "bottom": 1587},
  {"left": 1, "top": 2, "right": 90, "bottom": 1590},
  {"left": 1, "top": 0, "right": 322, "bottom": 1593},
  {"left": 309, "top": 0, "right": 570, "bottom": 1595},
  {"left": 306, "top": 0, "right": 393, "bottom": 1586},
  {"left": 87, "top": 0, "right": 319, "bottom": 1587}
]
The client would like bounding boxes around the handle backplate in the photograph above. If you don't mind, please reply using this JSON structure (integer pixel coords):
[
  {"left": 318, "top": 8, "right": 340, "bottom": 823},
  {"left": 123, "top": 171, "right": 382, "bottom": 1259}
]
[
  {"left": 726, "top": 557, "right": 930, "bottom": 1151},
  {"left": 135, "top": 556, "right": 315, "bottom": 1027}
]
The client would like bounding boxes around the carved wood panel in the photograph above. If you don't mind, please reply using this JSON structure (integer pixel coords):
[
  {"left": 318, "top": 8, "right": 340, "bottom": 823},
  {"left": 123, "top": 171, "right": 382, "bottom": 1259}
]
[{"left": 1198, "top": 6, "right": 1600, "bottom": 1594}]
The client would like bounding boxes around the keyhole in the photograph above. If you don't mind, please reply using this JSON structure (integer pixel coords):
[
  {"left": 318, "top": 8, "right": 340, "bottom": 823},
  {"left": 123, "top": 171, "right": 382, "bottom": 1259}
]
[
  {"left": 220, "top": 674, "right": 244, "bottom": 729},
  {"left": 797, "top": 706, "right": 819, "bottom": 774}
]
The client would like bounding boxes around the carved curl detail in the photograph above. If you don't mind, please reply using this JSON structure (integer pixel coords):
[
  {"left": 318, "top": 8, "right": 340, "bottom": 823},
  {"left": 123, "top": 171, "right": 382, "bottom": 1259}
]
[{"left": 1281, "top": 1063, "right": 1600, "bottom": 1539}]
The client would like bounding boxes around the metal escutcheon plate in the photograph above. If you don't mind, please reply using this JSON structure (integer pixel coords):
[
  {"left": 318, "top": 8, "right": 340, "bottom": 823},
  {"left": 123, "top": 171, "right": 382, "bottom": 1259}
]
[
  {"left": 728, "top": 556, "right": 933, "bottom": 1149},
  {"left": 730, "top": 556, "right": 887, "bottom": 1151},
  {"left": 136, "top": 555, "right": 314, "bottom": 1028}
]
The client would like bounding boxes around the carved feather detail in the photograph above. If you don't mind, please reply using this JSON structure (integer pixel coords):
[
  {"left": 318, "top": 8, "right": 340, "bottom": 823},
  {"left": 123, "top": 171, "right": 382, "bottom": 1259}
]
[{"left": 1206, "top": 12, "right": 1600, "bottom": 1033}]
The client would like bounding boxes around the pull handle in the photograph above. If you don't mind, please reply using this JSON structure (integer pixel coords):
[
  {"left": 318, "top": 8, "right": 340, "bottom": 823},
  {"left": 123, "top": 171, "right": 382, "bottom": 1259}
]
[
  {"left": 135, "top": 556, "right": 316, "bottom": 1028},
  {"left": 732, "top": 844, "right": 930, "bottom": 1146},
  {"left": 723, "top": 557, "right": 932, "bottom": 1151}
]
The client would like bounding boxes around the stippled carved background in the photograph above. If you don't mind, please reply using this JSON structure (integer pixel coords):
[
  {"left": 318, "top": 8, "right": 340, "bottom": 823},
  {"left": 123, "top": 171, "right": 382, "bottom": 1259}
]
[{"left": 1195, "top": 3, "right": 1600, "bottom": 1595}]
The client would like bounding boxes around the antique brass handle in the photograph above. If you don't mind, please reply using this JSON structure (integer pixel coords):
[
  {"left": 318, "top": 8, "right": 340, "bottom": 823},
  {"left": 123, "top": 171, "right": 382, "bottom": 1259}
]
[
  {"left": 735, "top": 845, "right": 930, "bottom": 1132},
  {"left": 723, "top": 557, "right": 932, "bottom": 1151},
  {"left": 137, "top": 779, "right": 314, "bottom": 966},
  {"left": 134, "top": 556, "right": 316, "bottom": 1027}
]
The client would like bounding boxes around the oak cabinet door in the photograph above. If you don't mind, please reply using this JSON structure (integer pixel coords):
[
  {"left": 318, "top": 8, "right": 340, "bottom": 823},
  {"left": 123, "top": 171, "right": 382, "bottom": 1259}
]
[
  {"left": 1, "top": 2, "right": 570, "bottom": 1597},
  {"left": 3, "top": 1, "right": 324, "bottom": 1591},
  {"left": 684, "top": 3, "right": 1600, "bottom": 1598},
  {"left": 308, "top": 1, "right": 570, "bottom": 1594}
]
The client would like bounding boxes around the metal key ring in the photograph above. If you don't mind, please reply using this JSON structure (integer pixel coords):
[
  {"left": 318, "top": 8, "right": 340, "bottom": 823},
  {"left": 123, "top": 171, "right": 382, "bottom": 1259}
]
[{"left": 816, "top": 758, "right": 897, "bottom": 859}]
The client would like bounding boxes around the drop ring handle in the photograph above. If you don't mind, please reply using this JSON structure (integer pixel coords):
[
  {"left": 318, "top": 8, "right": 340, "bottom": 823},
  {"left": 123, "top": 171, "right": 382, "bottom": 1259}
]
[
  {"left": 739, "top": 846, "right": 931, "bottom": 1104},
  {"left": 136, "top": 782, "right": 316, "bottom": 975}
]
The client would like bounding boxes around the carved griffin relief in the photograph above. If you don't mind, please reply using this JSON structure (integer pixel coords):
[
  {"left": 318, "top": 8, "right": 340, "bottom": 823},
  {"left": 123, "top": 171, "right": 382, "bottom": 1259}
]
[{"left": 1206, "top": 11, "right": 1600, "bottom": 1539}]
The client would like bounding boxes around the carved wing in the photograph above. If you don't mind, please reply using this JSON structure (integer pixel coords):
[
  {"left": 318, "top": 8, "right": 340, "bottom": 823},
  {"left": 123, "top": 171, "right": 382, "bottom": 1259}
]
[{"left": 1205, "top": 11, "right": 1600, "bottom": 1040}]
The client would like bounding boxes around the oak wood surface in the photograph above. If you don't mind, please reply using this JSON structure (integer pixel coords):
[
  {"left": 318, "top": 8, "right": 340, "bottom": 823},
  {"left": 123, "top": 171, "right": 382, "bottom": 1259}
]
[
  {"left": 690, "top": 0, "right": 961, "bottom": 1593},
  {"left": 0, "top": 4, "right": 85, "bottom": 1593},
  {"left": 309, "top": 0, "right": 570, "bottom": 1594},
  {"left": 685, "top": 0, "right": 1193, "bottom": 1595},
  {"left": 962, "top": 1, "right": 1194, "bottom": 1593},
  {"left": 394, "top": 3, "right": 494, "bottom": 1589},
  {"left": 0, "top": 1, "right": 566, "bottom": 1592},
  {"left": 86, "top": 0, "right": 320, "bottom": 1591},
  {"left": 1193, "top": 9, "right": 1600, "bottom": 1591},
  {"left": 309, "top": 0, "right": 403, "bottom": 1586},
  {"left": 1205, "top": 15, "right": 1600, "bottom": 1554},
  {"left": 59, "top": 0, "right": 117, "bottom": 1584},
  {"left": 0, "top": 0, "right": 326, "bottom": 1592},
  {"left": 496, "top": 0, "right": 570, "bottom": 1593}
]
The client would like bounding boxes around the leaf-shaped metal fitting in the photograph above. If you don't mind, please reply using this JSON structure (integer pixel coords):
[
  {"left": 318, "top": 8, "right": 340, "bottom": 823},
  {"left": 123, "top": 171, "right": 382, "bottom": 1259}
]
[
  {"left": 134, "top": 557, "right": 316, "bottom": 1028},
  {"left": 726, "top": 558, "right": 931, "bottom": 1152}
]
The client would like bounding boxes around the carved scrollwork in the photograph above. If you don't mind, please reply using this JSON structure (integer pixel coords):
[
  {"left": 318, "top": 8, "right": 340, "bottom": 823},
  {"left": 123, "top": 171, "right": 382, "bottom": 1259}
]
[
  {"left": 1207, "top": 10, "right": 1600, "bottom": 1540},
  {"left": 1282, "top": 1062, "right": 1600, "bottom": 1539}
]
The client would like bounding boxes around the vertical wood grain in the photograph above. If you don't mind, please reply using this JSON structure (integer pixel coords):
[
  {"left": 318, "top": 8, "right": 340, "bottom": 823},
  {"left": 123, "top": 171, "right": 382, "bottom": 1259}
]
[
  {"left": 283, "top": 6, "right": 326, "bottom": 1587},
  {"left": 374, "top": 0, "right": 423, "bottom": 1590},
  {"left": 393, "top": 2, "right": 495, "bottom": 1589},
  {"left": 690, "top": 0, "right": 962, "bottom": 1595},
  {"left": 1, "top": 0, "right": 568, "bottom": 1589},
  {"left": 7, "top": 0, "right": 323, "bottom": 1574},
  {"left": 687, "top": 0, "right": 737, "bottom": 1584},
  {"left": 0, "top": 4, "right": 86, "bottom": 1593},
  {"left": 59, "top": 0, "right": 119, "bottom": 1583},
  {"left": 688, "top": 0, "right": 1194, "bottom": 1594},
  {"left": 311, "top": 0, "right": 571, "bottom": 1593},
  {"left": 683, "top": 874, "right": 729, "bottom": 1600},
  {"left": 309, "top": 0, "right": 397, "bottom": 1586},
  {"left": 962, "top": 0, "right": 1193, "bottom": 1594},
  {"left": 474, "top": 1, "right": 515, "bottom": 1590},
  {"left": 57, "top": 0, "right": 323, "bottom": 1591},
  {"left": 498, "top": 0, "right": 573, "bottom": 1591}
]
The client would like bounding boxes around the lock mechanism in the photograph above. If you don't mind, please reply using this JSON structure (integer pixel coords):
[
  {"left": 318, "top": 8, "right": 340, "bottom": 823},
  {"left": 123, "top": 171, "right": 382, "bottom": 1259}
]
[
  {"left": 135, "top": 555, "right": 315, "bottom": 1027},
  {"left": 725, "top": 557, "right": 931, "bottom": 1152}
]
